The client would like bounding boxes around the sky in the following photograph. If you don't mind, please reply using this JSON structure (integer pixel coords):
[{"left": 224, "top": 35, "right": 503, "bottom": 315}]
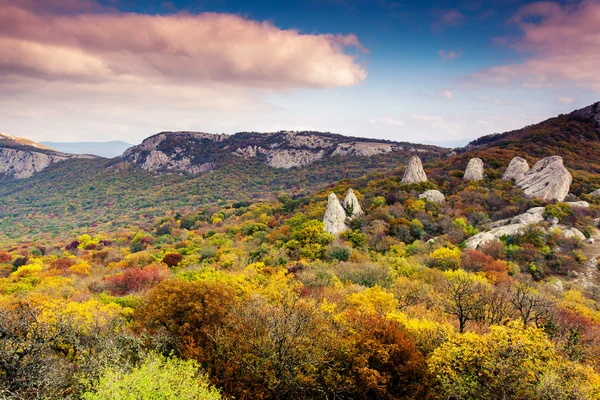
[{"left": 0, "top": 0, "right": 599, "bottom": 146}]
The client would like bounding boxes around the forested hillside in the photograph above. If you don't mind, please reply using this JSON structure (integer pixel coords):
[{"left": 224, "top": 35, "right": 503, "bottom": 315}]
[{"left": 2, "top": 142, "right": 600, "bottom": 398}]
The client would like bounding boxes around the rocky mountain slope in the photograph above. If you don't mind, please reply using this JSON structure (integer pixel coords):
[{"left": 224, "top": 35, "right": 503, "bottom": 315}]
[
  {"left": 119, "top": 130, "right": 438, "bottom": 174},
  {"left": 1, "top": 102, "right": 600, "bottom": 241},
  {"left": 0, "top": 133, "right": 95, "bottom": 179},
  {"left": 435, "top": 102, "right": 600, "bottom": 195}
]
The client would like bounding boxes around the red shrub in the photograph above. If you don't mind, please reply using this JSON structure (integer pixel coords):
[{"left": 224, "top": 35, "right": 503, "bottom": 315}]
[
  {"left": 0, "top": 250, "right": 11, "bottom": 263},
  {"left": 105, "top": 264, "right": 169, "bottom": 296},
  {"left": 50, "top": 257, "right": 77, "bottom": 271}
]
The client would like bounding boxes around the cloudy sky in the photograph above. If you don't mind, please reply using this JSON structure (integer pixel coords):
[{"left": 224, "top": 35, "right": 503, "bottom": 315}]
[{"left": 0, "top": 0, "right": 599, "bottom": 145}]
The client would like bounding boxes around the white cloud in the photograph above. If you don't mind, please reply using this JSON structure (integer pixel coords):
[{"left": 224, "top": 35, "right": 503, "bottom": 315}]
[
  {"left": 438, "top": 49, "right": 460, "bottom": 60},
  {"left": 558, "top": 96, "right": 574, "bottom": 105},
  {"left": 368, "top": 117, "right": 406, "bottom": 127},
  {"left": 441, "top": 90, "right": 453, "bottom": 100}
]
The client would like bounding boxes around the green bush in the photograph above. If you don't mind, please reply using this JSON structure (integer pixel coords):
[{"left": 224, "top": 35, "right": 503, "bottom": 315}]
[{"left": 83, "top": 352, "right": 221, "bottom": 400}]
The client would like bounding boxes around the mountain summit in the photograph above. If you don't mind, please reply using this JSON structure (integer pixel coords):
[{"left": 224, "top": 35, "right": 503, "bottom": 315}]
[{"left": 119, "top": 130, "right": 438, "bottom": 174}]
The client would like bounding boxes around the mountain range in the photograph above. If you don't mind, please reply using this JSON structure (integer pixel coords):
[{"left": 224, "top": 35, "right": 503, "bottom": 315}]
[
  {"left": 0, "top": 102, "right": 598, "bottom": 242},
  {"left": 39, "top": 141, "right": 134, "bottom": 158}
]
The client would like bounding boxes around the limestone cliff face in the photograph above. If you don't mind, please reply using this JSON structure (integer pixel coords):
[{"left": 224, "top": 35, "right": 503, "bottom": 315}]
[
  {"left": 0, "top": 133, "right": 93, "bottom": 179},
  {"left": 121, "top": 131, "right": 227, "bottom": 174},
  {"left": 122, "top": 130, "right": 440, "bottom": 174}
]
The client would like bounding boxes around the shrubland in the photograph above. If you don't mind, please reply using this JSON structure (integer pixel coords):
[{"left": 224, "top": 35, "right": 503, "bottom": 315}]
[{"left": 2, "top": 156, "right": 600, "bottom": 399}]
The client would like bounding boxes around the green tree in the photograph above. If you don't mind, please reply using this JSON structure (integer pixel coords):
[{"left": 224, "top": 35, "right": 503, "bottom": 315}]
[{"left": 83, "top": 352, "right": 221, "bottom": 400}]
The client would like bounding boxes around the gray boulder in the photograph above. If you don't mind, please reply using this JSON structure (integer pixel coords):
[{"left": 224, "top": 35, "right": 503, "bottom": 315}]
[
  {"left": 563, "top": 228, "right": 586, "bottom": 241},
  {"left": 419, "top": 190, "right": 445, "bottom": 204},
  {"left": 516, "top": 156, "right": 572, "bottom": 202},
  {"left": 502, "top": 157, "right": 529, "bottom": 181},
  {"left": 466, "top": 207, "right": 545, "bottom": 249},
  {"left": 401, "top": 155, "right": 427, "bottom": 184},
  {"left": 589, "top": 189, "right": 600, "bottom": 197},
  {"left": 323, "top": 193, "right": 348, "bottom": 236},
  {"left": 342, "top": 189, "right": 364, "bottom": 218},
  {"left": 464, "top": 158, "right": 484, "bottom": 181}
]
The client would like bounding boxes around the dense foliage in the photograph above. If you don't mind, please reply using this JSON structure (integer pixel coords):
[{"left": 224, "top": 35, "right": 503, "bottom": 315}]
[{"left": 2, "top": 155, "right": 600, "bottom": 399}]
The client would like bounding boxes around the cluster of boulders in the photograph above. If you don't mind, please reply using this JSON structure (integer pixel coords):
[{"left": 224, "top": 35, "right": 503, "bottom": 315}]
[
  {"left": 323, "top": 154, "right": 578, "bottom": 235},
  {"left": 466, "top": 201, "right": 590, "bottom": 249},
  {"left": 323, "top": 189, "right": 364, "bottom": 235},
  {"left": 462, "top": 155, "right": 572, "bottom": 202}
]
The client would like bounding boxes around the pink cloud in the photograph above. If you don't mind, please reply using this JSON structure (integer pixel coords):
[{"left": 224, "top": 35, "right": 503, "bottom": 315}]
[
  {"left": 0, "top": 4, "right": 367, "bottom": 89},
  {"left": 441, "top": 10, "right": 464, "bottom": 26},
  {"left": 474, "top": 1, "right": 600, "bottom": 92}
]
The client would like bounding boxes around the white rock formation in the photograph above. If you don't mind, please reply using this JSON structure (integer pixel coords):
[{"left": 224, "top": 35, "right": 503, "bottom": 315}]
[
  {"left": 566, "top": 201, "right": 589, "bottom": 208},
  {"left": 502, "top": 157, "right": 529, "bottom": 181},
  {"left": 516, "top": 156, "right": 572, "bottom": 202},
  {"left": 419, "top": 190, "right": 445, "bottom": 204},
  {"left": 464, "top": 158, "right": 484, "bottom": 181},
  {"left": 0, "top": 148, "right": 66, "bottom": 179},
  {"left": 589, "top": 189, "right": 600, "bottom": 197},
  {"left": 323, "top": 193, "right": 348, "bottom": 235},
  {"left": 264, "top": 149, "right": 325, "bottom": 169},
  {"left": 332, "top": 142, "right": 394, "bottom": 157},
  {"left": 401, "top": 155, "right": 428, "bottom": 184},
  {"left": 140, "top": 149, "right": 215, "bottom": 174},
  {"left": 563, "top": 228, "right": 586, "bottom": 241},
  {"left": 342, "top": 189, "right": 364, "bottom": 218},
  {"left": 466, "top": 207, "right": 545, "bottom": 249}
]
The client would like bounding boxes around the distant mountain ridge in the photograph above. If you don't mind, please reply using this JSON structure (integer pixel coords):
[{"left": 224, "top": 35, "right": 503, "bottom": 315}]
[
  {"left": 40, "top": 141, "right": 134, "bottom": 158},
  {"left": 119, "top": 130, "right": 439, "bottom": 174}
]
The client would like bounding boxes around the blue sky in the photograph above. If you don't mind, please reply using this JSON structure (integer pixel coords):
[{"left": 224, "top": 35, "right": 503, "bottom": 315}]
[{"left": 0, "top": 0, "right": 598, "bottom": 145}]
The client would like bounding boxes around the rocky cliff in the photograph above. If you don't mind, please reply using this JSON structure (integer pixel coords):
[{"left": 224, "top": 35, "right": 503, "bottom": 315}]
[
  {"left": 0, "top": 133, "right": 94, "bottom": 179},
  {"left": 120, "top": 130, "right": 440, "bottom": 174}
]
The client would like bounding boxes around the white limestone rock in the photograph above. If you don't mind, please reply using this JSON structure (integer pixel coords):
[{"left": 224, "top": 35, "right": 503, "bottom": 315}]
[
  {"left": 401, "top": 155, "right": 428, "bottom": 184},
  {"left": 566, "top": 201, "right": 589, "bottom": 208},
  {"left": 323, "top": 193, "right": 348, "bottom": 236},
  {"left": 0, "top": 148, "right": 67, "bottom": 179},
  {"left": 419, "top": 190, "right": 445, "bottom": 204},
  {"left": 466, "top": 207, "right": 545, "bottom": 249},
  {"left": 589, "top": 189, "right": 600, "bottom": 197},
  {"left": 342, "top": 189, "right": 364, "bottom": 218},
  {"left": 516, "top": 156, "right": 572, "bottom": 202},
  {"left": 464, "top": 158, "right": 484, "bottom": 181},
  {"left": 502, "top": 157, "right": 529, "bottom": 181},
  {"left": 563, "top": 228, "right": 586, "bottom": 241}
]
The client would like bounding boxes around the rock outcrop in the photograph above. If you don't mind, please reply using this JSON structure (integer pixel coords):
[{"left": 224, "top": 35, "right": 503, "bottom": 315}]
[
  {"left": 323, "top": 193, "right": 348, "bottom": 235},
  {"left": 516, "top": 156, "right": 572, "bottom": 202},
  {"left": 343, "top": 189, "right": 364, "bottom": 218},
  {"left": 122, "top": 130, "right": 440, "bottom": 174},
  {"left": 401, "top": 155, "right": 427, "bottom": 184},
  {"left": 466, "top": 200, "right": 589, "bottom": 248},
  {"left": 502, "top": 157, "right": 529, "bottom": 181},
  {"left": 589, "top": 189, "right": 600, "bottom": 197},
  {"left": 419, "top": 190, "right": 445, "bottom": 204},
  {"left": 0, "top": 133, "right": 93, "bottom": 179},
  {"left": 563, "top": 227, "right": 586, "bottom": 241},
  {"left": 466, "top": 207, "right": 545, "bottom": 249},
  {"left": 464, "top": 158, "right": 484, "bottom": 181}
]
